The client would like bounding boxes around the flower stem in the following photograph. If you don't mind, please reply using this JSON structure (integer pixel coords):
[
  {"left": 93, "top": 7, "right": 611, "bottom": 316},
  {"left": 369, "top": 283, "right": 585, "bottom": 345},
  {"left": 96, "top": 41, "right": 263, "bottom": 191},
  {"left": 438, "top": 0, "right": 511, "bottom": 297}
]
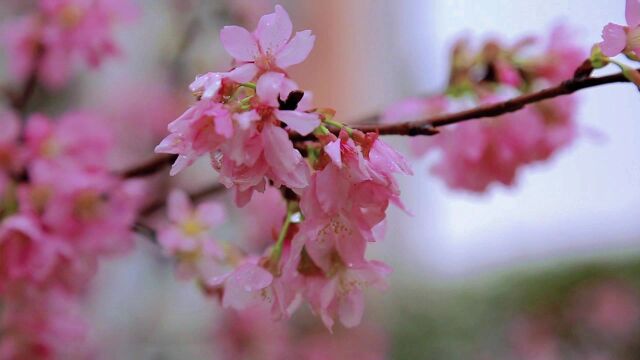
[
  {"left": 323, "top": 119, "right": 353, "bottom": 135},
  {"left": 270, "top": 201, "right": 296, "bottom": 267}
]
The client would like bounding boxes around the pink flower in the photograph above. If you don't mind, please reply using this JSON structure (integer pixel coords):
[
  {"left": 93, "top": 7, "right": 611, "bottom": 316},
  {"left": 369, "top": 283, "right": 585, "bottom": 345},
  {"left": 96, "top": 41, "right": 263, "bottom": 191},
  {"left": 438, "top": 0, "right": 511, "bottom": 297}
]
[
  {"left": 0, "top": 215, "right": 62, "bottom": 293},
  {"left": 295, "top": 132, "right": 410, "bottom": 268},
  {"left": 22, "top": 162, "right": 145, "bottom": 256},
  {"left": 238, "top": 186, "right": 287, "bottom": 252},
  {"left": 213, "top": 307, "right": 290, "bottom": 360},
  {"left": 25, "top": 112, "right": 113, "bottom": 172},
  {"left": 253, "top": 71, "right": 320, "bottom": 136},
  {"left": 0, "top": 288, "right": 92, "bottom": 359},
  {"left": 304, "top": 260, "right": 391, "bottom": 330},
  {"left": 383, "top": 93, "right": 576, "bottom": 192},
  {"left": 155, "top": 101, "right": 233, "bottom": 176},
  {"left": 1, "top": 0, "right": 138, "bottom": 88},
  {"left": 209, "top": 257, "right": 274, "bottom": 311},
  {"left": 600, "top": 0, "right": 640, "bottom": 58},
  {"left": 158, "top": 189, "right": 227, "bottom": 280},
  {"left": 220, "top": 5, "right": 315, "bottom": 75},
  {"left": 534, "top": 26, "right": 586, "bottom": 84},
  {"left": 0, "top": 15, "right": 42, "bottom": 85}
]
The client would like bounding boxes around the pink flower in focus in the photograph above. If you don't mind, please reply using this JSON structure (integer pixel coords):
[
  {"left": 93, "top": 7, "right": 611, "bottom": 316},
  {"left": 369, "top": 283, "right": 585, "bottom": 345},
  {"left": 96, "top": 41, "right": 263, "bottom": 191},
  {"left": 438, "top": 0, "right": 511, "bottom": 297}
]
[
  {"left": 304, "top": 260, "right": 391, "bottom": 330},
  {"left": 220, "top": 5, "right": 315, "bottom": 75},
  {"left": 157, "top": 190, "right": 227, "bottom": 280},
  {"left": 212, "top": 258, "right": 274, "bottom": 311},
  {"left": 238, "top": 186, "right": 287, "bottom": 252},
  {"left": 155, "top": 101, "right": 234, "bottom": 176},
  {"left": 296, "top": 132, "right": 410, "bottom": 268},
  {"left": 600, "top": 0, "right": 640, "bottom": 58}
]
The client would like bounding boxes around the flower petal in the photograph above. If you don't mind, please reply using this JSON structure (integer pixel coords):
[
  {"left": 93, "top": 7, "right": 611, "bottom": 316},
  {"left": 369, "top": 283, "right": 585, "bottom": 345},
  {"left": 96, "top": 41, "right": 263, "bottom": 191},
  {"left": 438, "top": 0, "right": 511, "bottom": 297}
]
[
  {"left": 262, "top": 125, "right": 303, "bottom": 176},
  {"left": 220, "top": 25, "right": 259, "bottom": 62},
  {"left": 168, "top": 189, "right": 192, "bottom": 223},
  {"left": 324, "top": 139, "right": 342, "bottom": 167},
  {"left": 275, "top": 30, "right": 315, "bottom": 68},
  {"left": 255, "top": 5, "right": 292, "bottom": 54},
  {"left": 196, "top": 202, "right": 226, "bottom": 227},
  {"left": 227, "top": 63, "right": 259, "bottom": 83},
  {"left": 338, "top": 291, "right": 365, "bottom": 328},
  {"left": 275, "top": 110, "right": 320, "bottom": 136},
  {"left": 256, "top": 72, "right": 286, "bottom": 107},
  {"left": 600, "top": 23, "right": 627, "bottom": 57},
  {"left": 627, "top": 0, "right": 640, "bottom": 28}
]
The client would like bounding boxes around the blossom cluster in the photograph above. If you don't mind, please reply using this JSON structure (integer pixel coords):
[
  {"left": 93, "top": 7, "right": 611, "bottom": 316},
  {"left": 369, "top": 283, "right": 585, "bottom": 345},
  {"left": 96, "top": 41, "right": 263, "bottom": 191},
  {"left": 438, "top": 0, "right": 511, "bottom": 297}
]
[
  {"left": 1, "top": 0, "right": 137, "bottom": 88},
  {"left": 383, "top": 26, "right": 585, "bottom": 192},
  {"left": 156, "top": 5, "right": 411, "bottom": 330},
  {"left": 213, "top": 307, "right": 388, "bottom": 360},
  {"left": 0, "top": 110, "right": 144, "bottom": 358}
]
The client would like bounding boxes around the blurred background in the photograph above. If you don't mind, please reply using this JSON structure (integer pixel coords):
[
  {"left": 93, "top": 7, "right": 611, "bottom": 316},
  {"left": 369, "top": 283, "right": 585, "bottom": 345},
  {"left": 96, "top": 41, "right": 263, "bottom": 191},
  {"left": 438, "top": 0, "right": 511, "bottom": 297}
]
[{"left": 2, "top": 0, "right": 640, "bottom": 359}]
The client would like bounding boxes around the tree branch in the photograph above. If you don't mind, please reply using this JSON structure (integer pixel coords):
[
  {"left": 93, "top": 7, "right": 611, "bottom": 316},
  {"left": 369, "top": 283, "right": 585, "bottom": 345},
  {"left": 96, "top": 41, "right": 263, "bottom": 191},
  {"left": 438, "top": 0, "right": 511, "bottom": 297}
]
[
  {"left": 120, "top": 65, "right": 638, "bottom": 178},
  {"left": 133, "top": 182, "right": 227, "bottom": 241}
]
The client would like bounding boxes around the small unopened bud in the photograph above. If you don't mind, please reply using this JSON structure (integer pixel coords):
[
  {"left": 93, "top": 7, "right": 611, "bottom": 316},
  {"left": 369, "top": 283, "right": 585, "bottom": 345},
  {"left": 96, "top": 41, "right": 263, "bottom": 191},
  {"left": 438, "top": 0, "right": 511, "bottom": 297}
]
[{"left": 590, "top": 45, "right": 609, "bottom": 69}]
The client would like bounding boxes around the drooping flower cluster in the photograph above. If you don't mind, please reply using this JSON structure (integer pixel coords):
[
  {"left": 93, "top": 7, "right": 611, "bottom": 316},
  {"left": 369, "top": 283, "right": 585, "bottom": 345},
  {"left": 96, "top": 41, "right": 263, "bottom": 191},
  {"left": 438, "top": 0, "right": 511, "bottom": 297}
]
[
  {"left": 156, "top": 5, "right": 412, "bottom": 330},
  {"left": 0, "top": 110, "right": 144, "bottom": 358},
  {"left": 383, "top": 26, "right": 584, "bottom": 192},
  {"left": 1, "top": 0, "right": 138, "bottom": 88}
]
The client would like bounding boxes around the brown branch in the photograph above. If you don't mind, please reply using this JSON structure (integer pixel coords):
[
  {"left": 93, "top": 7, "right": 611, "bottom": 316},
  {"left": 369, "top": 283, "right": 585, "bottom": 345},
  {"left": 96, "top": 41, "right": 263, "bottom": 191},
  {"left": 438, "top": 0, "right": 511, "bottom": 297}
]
[
  {"left": 120, "top": 66, "right": 638, "bottom": 178},
  {"left": 345, "top": 68, "right": 637, "bottom": 136},
  {"left": 120, "top": 154, "right": 177, "bottom": 178},
  {"left": 8, "top": 44, "right": 45, "bottom": 115}
]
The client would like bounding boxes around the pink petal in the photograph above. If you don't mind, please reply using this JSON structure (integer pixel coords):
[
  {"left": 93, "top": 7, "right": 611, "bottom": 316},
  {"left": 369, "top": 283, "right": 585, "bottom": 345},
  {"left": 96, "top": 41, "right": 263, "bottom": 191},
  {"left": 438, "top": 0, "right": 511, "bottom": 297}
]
[
  {"left": 234, "top": 263, "right": 273, "bottom": 291},
  {"left": 255, "top": 5, "right": 292, "bottom": 54},
  {"left": 338, "top": 291, "right": 365, "bottom": 328},
  {"left": 600, "top": 23, "right": 627, "bottom": 57},
  {"left": 324, "top": 139, "right": 342, "bottom": 167},
  {"left": 220, "top": 25, "right": 259, "bottom": 62},
  {"left": 262, "top": 125, "right": 301, "bottom": 172},
  {"left": 234, "top": 110, "right": 261, "bottom": 130},
  {"left": 214, "top": 112, "right": 234, "bottom": 138},
  {"left": 227, "top": 63, "right": 259, "bottom": 83},
  {"left": 274, "top": 110, "right": 320, "bottom": 136},
  {"left": 256, "top": 72, "right": 286, "bottom": 107},
  {"left": 275, "top": 30, "right": 315, "bottom": 68},
  {"left": 167, "top": 189, "right": 192, "bottom": 222},
  {"left": 196, "top": 201, "right": 226, "bottom": 227},
  {"left": 627, "top": 0, "right": 640, "bottom": 27}
]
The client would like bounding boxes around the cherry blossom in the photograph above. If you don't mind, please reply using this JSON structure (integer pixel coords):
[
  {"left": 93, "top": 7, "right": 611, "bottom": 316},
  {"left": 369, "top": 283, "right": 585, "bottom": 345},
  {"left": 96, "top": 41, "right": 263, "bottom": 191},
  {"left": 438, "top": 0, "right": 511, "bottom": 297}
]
[
  {"left": 600, "top": 0, "right": 640, "bottom": 58},
  {"left": 1, "top": 0, "right": 138, "bottom": 88},
  {"left": 220, "top": 5, "right": 315, "bottom": 75}
]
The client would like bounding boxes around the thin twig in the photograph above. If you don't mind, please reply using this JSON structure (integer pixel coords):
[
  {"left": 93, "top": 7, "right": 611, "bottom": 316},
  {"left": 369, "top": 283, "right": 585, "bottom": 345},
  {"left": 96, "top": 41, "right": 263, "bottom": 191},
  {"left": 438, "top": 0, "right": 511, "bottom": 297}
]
[{"left": 140, "top": 182, "right": 226, "bottom": 217}]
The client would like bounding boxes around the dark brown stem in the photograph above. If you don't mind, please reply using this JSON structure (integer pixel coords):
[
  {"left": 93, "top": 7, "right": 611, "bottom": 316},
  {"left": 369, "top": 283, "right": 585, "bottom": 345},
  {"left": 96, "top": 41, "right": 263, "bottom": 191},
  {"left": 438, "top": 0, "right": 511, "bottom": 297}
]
[
  {"left": 121, "top": 66, "right": 638, "bottom": 178},
  {"left": 345, "top": 69, "right": 636, "bottom": 136},
  {"left": 9, "top": 44, "right": 44, "bottom": 115},
  {"left": 120, "top": 154, "right": 177, "bottom": 178}
]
